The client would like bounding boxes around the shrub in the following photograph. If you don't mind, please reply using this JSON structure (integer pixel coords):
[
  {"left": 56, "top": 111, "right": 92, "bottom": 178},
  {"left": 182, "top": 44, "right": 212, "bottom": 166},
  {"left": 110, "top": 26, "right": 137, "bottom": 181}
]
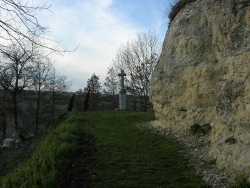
[
  {"left": 225, "top": 137, "right": 237, "bottom": 144},
  {"left": 190, "top": 123, "right": 212, "bottom": 135},
  {"left": 229, "top": 169, "right": 250, "bottom": 187},
  {"left": 190, "top": 124, "right": 201, "bottom": 134},
  {"left": 168, "top": 0, "right": 197, "bottom": 22},
  {"left": 239, "top": 180, "right": 250, "bottom": 188}
]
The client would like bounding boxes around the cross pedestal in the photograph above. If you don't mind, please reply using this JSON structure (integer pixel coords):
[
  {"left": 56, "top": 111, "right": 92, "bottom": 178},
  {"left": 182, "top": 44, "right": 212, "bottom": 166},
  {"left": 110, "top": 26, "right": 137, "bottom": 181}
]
[{"left": 118, "top": 69, "right": 126, "bottom": 110}]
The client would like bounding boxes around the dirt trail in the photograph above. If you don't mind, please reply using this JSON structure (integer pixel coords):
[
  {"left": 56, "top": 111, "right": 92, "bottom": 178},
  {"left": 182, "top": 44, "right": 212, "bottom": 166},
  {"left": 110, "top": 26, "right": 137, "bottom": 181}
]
[{"left": 59, "top": 132, "right": 97, "bottom": 188}]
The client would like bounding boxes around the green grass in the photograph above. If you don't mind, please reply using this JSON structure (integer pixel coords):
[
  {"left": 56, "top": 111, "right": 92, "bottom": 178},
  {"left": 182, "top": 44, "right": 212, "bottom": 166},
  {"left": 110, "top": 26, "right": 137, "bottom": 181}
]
[
  {"left": 1, "top": 111, "right": 207, "bottom": 187},
  {"left": 0, "top": 113, "right": 82, "bottom": 188},
  {"left": 84, "top": 111, "right": 207, "bottom": 188}
]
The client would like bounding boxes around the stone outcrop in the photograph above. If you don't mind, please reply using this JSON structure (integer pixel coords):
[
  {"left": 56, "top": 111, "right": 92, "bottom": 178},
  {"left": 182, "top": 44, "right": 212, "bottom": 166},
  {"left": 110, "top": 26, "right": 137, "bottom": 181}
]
[{"left": 150, "top": 0, "right": 250, "bottom": 183}]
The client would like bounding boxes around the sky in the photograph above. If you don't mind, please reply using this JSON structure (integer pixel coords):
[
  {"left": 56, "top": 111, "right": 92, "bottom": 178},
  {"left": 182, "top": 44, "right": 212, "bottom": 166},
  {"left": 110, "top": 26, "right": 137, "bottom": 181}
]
[{"left": 38, "top": 0, "right": 170, "bottom": 92}]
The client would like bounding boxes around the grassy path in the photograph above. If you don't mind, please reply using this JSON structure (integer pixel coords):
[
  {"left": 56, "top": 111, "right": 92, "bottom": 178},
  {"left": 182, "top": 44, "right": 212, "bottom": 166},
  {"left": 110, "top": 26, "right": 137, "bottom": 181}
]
[
  {"left": 0, "top": 111, "right": 207, "bottom": 187},
  {"left": 83, "top": 111, "right": 206, "bottom": 188}
]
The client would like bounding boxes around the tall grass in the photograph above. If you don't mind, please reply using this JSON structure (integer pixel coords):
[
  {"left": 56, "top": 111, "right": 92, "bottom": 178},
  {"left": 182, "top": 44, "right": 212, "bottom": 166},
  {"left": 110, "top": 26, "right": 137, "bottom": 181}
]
[{"left": 0, "top": 113, "right": 82, "bottom": 188}]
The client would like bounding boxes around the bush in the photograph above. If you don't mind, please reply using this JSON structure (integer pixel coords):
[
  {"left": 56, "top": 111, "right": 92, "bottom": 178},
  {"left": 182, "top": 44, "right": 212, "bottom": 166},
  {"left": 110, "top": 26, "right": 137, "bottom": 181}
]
[
  {"left": 225, "top": 137, "right": 237, "bottom": 144},
  {"left": 190, "top": 123, "right": 212, "bottom": 135},
  {"left": 168, "top": 0, "right": 197, "bottom": 22},
  {"left": 239, "top": 180, "right": 250, "bottom": 188}
]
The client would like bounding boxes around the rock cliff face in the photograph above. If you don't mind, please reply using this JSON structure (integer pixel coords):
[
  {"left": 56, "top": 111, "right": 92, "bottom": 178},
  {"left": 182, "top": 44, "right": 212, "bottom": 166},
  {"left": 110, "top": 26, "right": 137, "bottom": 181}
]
[{"left": 150, "top": 0, "right": 250, "bottom": 181}]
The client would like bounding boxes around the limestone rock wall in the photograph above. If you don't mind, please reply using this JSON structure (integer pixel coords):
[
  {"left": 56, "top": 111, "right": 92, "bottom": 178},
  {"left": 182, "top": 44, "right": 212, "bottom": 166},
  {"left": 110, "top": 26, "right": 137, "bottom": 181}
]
[{"left": 150, "top": 0, "right": 250, "bottom": 180}]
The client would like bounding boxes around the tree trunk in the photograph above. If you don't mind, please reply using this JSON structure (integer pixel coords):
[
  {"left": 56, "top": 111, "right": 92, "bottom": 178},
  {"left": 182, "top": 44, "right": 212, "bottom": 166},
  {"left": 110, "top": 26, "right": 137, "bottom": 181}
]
[
  {"left": 13, "top": 94, "right": 18, "bottom": 131},
  {"left": 35, "top": 93, "right": 41, "bottom": 135},
  {"left": 84, "top": 88, "right": 90, "bottom": 111},
  {"left": 12, "top": 94, "right": 25, "bottom": 141},
  {"left": 1, "top": 111, "right": 7, "bottom": 139},
  {"left": 112, "top": 90, "right": 116, "bottom": 109},
  {"left": 68, "top": 94, "right": 75, "bottom": 111},
  {"left": 51, "top": 89, "right": 55, "bottom": 118}
]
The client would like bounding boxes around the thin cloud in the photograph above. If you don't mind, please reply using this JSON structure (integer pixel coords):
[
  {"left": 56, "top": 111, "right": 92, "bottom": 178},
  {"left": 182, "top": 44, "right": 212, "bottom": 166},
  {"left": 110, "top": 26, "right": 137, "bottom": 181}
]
[{"left": 38, "top": 0, "right": 166, "bottom": 91}]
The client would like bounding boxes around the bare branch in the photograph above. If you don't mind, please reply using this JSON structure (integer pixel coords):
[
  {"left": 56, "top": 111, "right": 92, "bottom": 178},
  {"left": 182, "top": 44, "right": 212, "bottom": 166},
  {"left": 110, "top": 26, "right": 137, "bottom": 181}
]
[{"left": 0, "top": 0, "right": 75, "bottom": 54}]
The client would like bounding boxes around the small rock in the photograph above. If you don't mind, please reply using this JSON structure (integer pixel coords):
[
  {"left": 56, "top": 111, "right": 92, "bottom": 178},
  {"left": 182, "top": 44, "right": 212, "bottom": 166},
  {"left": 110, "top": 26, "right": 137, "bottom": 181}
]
[{"left": 1, "top": 138, "right": 15, "bottom": 149}]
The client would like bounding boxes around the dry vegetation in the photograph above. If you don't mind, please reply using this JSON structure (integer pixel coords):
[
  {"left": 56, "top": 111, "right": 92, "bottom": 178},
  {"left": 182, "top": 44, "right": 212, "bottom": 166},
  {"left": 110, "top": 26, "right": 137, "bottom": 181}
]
[{"left": 168, "top": 0, "right": 197, "bottom": 22}]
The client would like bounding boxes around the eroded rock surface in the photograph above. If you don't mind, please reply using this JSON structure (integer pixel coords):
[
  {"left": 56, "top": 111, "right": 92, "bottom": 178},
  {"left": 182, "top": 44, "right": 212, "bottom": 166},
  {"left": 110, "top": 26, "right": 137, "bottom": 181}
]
[{"left": 150, "top": 0, "right": 250, "bottom": 183}]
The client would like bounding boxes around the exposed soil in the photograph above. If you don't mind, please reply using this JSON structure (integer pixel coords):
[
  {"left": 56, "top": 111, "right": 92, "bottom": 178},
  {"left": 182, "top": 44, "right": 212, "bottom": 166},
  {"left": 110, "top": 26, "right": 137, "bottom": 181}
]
[
  {"left": 0, "top": 136, "right": 42, "bottom": 177},
  {"left": 58, "top": 132, "right": 97, "bottom": 188}
]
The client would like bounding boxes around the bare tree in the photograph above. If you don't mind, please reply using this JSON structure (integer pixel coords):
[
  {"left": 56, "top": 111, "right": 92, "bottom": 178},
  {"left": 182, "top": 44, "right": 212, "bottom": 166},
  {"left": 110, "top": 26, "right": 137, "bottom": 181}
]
[
  {"left": 103, "top": 66, "right": 119, "bottom": 109},
  {"left": 0, "top": 42, "right": 35, "bottom": 139},
  {"left": 47, "top": 69, "right": 70, "bottom": 119},
  {"left": 0, "top": 0, "right": 71, "bottom": 54},
  {"left": 111, "top": 31, "right": 160, "bottom": 111},
  {"left": 0, "top": 88, "right": 9, "bottom": 139},
  {"left": 30, "top": 56, "right": 54, "bottom": 135}
]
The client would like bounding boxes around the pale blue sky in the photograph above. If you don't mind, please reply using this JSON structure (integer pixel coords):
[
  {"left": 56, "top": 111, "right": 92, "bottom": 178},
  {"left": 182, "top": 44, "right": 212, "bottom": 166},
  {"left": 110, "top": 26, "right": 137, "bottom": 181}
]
[{"left": 38, "top": 0, "right": 170, "bottom": 91}]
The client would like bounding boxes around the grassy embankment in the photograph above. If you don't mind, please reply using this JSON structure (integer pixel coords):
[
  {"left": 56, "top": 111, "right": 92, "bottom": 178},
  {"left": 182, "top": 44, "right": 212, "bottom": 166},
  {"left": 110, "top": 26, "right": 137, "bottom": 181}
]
[
  {"left": 1, "top": 111, "right": 206, "bottom": 187},
  {"left": 0, "top": 113, "right": 82, "bottom": 187}
]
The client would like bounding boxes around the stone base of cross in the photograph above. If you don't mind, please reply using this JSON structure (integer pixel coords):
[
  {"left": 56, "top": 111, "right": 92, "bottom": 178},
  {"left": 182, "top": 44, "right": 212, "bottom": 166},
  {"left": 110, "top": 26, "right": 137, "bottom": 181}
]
[
  {"left": 119, "top": 89, "right": 126, "bottom": 110},
  {"left": 118, "top": 69, "right": 127, "bottom": 110}
]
